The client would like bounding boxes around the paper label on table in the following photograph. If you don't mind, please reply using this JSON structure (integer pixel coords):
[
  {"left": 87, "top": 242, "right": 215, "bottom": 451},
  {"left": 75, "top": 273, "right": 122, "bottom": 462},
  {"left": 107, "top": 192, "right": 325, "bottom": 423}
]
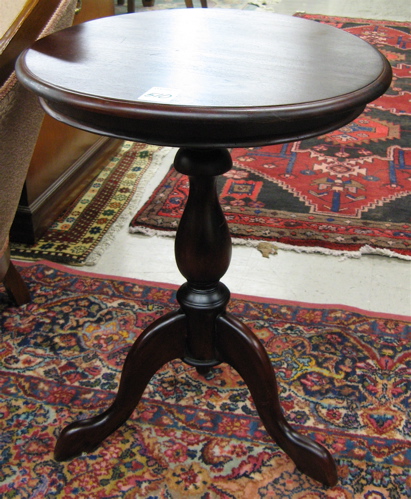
[{"left": 137, "top": 87, "right": 180, "bottom": 103}]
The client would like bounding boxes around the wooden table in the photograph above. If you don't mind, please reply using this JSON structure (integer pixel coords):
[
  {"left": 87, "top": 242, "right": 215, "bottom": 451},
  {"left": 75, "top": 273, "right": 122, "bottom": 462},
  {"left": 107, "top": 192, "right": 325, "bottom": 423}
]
[{"left": 16, "top": 9, "right": 391, "bottom": 486}]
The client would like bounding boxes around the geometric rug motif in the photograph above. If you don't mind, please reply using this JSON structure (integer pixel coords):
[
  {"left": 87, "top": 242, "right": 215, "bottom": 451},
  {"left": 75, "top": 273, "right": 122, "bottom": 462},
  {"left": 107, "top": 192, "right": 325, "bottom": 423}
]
[
  {"left": 130, "top": 17, "right": 411, "bottom": 259},
  {"left": 1, "top": 261, "right": 410, "bottom": 498},
  {"left": 10, "top": 142, "right": 165, "bottom": 266}
]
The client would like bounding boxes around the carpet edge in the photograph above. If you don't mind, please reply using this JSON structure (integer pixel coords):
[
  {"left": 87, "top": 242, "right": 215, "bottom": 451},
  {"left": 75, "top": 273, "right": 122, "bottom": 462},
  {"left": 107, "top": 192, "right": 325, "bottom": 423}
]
[
  {"left": 12, "top": 259, "right": 411, "bottom": 321},
  {"left": 83, "top": 145, "right": 173, "bottom": 266}
]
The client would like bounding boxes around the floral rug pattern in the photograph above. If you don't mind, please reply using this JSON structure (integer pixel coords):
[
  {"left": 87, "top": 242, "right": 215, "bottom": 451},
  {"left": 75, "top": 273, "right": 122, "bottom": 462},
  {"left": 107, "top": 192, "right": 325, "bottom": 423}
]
[{"left": 0, "top": 261, "right": 410, "bottom": 497}]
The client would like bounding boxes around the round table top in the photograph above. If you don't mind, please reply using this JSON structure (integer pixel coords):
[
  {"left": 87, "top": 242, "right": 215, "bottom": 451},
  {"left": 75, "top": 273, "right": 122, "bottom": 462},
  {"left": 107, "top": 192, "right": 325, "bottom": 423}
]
[{"left": 16, "top": 9, "right": 392, "bottom": 147}]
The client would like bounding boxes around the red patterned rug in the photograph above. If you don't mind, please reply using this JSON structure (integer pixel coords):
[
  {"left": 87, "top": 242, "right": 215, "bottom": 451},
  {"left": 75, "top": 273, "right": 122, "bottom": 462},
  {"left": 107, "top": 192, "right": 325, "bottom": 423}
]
[
  {"left": 1, "top": 261, "right": 410, "bottom": 497},
  {"left": 130, "top": 16, "right": 411, "bottom": 259}
]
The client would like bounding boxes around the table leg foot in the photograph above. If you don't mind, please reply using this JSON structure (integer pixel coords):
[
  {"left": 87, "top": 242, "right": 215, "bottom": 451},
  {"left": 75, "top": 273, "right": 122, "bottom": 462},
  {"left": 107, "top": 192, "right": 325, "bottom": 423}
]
[
  {"left": 54, "top": 311, "right": 187, "bottom": 461},
  {"left": 216, "top": 313, "right": 338, "bottom": 487}
]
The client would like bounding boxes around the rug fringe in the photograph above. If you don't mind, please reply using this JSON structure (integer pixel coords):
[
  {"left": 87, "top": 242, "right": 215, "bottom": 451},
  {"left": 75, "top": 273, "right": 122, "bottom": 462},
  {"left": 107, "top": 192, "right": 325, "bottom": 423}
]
[
  {"left": 129, "top": 226, "right": 177, "bottom": 238},
  {"left": 231, "top": 239, "right": 411, "bottom": 261},
  {"left": 84, "top": 146, "right": 173, "bottom": 266},
  {"left": 129, "top": 226, "right": 411, "bottom": 261}
]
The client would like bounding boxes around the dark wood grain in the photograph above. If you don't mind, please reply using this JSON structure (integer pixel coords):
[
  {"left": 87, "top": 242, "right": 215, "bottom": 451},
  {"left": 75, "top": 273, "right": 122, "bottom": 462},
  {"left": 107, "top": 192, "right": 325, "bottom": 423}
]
[
  {"left": 174, "top": 148, "right": 232, "bottom": 367},
  {"left": 16, "top": 10, "right": 391, "bottom": 147}
]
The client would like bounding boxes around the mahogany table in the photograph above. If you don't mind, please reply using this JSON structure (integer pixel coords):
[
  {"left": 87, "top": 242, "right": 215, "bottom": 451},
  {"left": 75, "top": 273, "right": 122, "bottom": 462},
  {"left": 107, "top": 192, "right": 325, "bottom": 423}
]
[{"left": 16, "top": 9, "right": 391, "bottom": 486}]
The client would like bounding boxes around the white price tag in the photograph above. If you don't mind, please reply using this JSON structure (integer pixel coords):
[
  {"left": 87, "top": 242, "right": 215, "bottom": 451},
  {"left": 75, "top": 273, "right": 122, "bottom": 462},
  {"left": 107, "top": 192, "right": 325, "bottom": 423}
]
[{"left": 137, "top": 87, "right": 180, "bottom": 103}]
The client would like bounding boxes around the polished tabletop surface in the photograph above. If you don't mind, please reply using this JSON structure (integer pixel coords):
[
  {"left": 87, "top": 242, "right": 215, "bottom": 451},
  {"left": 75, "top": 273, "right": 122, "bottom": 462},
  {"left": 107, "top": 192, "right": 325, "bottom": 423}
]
[{"left": 16, "top": 9, "right": 391, "bottom": 147}]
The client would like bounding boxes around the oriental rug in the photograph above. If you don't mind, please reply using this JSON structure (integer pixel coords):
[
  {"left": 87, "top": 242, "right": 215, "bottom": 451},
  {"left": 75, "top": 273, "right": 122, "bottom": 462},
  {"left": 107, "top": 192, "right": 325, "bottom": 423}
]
[
  {"left": 1, "top": 261, "right": 410, "bottom": 498},
  {"left": 10, "top": 142, "right": 167, "bottom": 266},
  {"left": 130, "top": 16, "right": 411, "bottom": 260}
]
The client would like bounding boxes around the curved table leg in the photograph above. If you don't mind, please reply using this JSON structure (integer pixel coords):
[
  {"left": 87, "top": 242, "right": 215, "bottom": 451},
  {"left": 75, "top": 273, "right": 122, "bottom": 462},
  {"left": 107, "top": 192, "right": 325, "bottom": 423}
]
[
  {"left": 1, "top": 247, "right": 30, "bottom": 306},
  {"left": 55, "top": 310, "right": 187, "bottom": 461},
  {"left": 216, "top": 312, "right": 338, "bottom": 487}
]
